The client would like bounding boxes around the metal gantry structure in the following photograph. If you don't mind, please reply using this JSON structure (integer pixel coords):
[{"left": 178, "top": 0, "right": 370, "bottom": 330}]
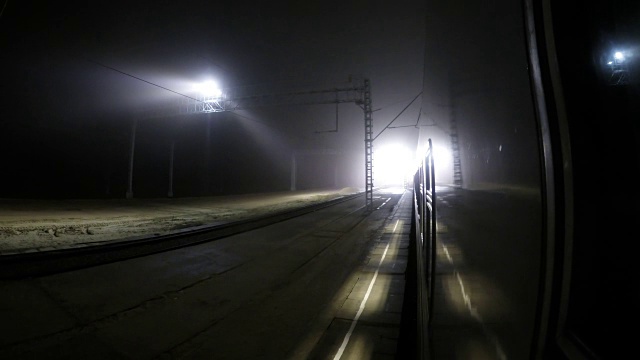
[
  {"left": 131, "top": 78, "right": 375, "bottom": 210},
  {"left": 362, "top": 79, "right": 374, "bottom": 210},
  {"left": 449, "top": 109, "right": 463, "bottom": 188}
]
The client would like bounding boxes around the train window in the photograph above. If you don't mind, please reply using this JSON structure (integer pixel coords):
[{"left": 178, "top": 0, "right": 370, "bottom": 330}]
[
  {"left": 550, "top": 0, "right": 640, "bottom": 357},
  {"left": 601, "top": 50, "right": 636, "bottom": 85}
]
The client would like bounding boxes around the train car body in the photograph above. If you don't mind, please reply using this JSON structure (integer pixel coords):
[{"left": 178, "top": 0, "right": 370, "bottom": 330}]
[{"left": 411, "top": 0, "right": 640, "bottom": 358}]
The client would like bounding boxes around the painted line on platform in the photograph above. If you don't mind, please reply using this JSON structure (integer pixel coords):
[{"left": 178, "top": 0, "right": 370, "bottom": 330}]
[
  {"left": 376, "top": 197, "right": 391, "bottom": 209},
  {"left": 333, "top": 219, "right": 399, "bottom": 360},
  {"left": 442, "top": 242, "right": 507, "bottom": 360}
]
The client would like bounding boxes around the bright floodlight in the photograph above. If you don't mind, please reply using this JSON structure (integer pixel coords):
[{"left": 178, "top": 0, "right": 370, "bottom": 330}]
[
  {"left": 413, "top": 143, "right": 453, "bottom": 185},
  {"left": 375, "top": 144, "right": 413, "bottom": 187},
  {"left": 614, "top": 51, "right": 625, "bottom": 62},
  {"left": 195, "top": 80, "right": 222, "bottom": 98},
  {"left": 432, "top": 145, "right": 453, "bottom": 177}
]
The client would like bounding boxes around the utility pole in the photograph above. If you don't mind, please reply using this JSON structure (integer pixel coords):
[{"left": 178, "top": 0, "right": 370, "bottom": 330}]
[
  {"left": 168, "top": 140, "right": 175, "bottom": 197},
  {"left": 290, "top": 152, "right": 297, "bottom": 191},
  {"left": 362, "top": 79, "right": 374, "bottom": 211},
  {"left": 126, "top": 118, "right": 137, "bottom": 199},
  {"left": 290, "top": 148, "right": 340, "bottom": 194}
]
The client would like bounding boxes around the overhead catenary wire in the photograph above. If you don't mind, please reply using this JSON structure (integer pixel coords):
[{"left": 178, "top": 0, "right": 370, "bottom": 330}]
[
  {"left": 372, "top": 91, "right": 422, "bottom": 142},
  {"left": 388, "top": 105, "right": 423, "bottom": 129},
  {"left": 82, "top": 55, "right": 425, "bottom": 146},
  {"left": 0, "top": 0, "right": 8, "bottom": 20},
  {"left": 84, "top": 58, "right": 207, "bottom": 104}
]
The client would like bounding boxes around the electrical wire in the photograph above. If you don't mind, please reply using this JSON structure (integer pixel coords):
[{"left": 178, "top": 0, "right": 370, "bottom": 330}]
[
  {"left": 0, "top": 0, "right": 8, "bottom": 20},
  {"left": 372, "top": 91, "right": 422, "bottom": 141},
  {"left": 389, "top": 105, "right": 423, "bottom": 129},
  {"left": 84, "top": 58, "right": 206, "bottom": 103},
  {"left": 414, "top": 106, "right": 422, "bottom": 127}
]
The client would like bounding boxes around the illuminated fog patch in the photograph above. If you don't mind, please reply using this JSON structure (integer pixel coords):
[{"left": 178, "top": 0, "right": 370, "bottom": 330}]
[
  {"left": 193, "top": 80, "right": 222, "bottom": 98},
  {"left": 433, "top": 145, "right": 453, "bottom": 177},
  {"left": 374, "top": 144, "right": 413, "bottom": 186},
  {"left": 414, "top": 143, "right": 454, "bottom": 184}
]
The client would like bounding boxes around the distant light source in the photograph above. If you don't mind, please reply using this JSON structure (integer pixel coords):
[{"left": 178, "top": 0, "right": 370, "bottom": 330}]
[
  {"left": 414, "top": 143, "right": 453, "bottom": 184},
  {"left": 614, "top": 51, "right": 625, "bottom": 62},
  {"left": 194, "top": 80, "right": 222, "bottom": 98},
  {"left": 432, "top": 145, "right": 452, "bottom": 177},
  {"left": 375, "top": 144, "right": 413, "bottom": 186}
]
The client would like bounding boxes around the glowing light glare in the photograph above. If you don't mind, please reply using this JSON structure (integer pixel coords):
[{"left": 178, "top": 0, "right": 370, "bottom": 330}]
[
  {"left": 433, "top": 145, "right": 451, "bottom": 160},
  {"left": 194, "top": 80, "right": 222, "bottom": 98},
  {"left": 433, "top": 145, "right": 452, "bottom": 171},
  {"left": 414, "top": 144, "right": 453, "bottom": 184},
  {"left": 374, "top": 145, "right": 413, "bottom": 186},
  {"left": 614, "top": 51, "right": 625, "bottom": 61}
]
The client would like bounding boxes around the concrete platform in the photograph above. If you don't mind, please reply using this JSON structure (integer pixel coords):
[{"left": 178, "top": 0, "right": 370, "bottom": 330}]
[
  {"left": 0, "top": 187, "right": 416, "bottom": 360},
  {"left": 307, "top": 190, "right": 413, "bottom": 360}
]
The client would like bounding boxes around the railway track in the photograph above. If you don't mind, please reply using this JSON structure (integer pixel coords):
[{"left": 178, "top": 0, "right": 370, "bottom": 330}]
[{"left": 0, "top": 193, "right": 364, "bottom": 280}]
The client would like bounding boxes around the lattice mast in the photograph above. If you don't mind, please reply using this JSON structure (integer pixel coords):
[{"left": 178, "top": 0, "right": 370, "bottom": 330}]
[
  {"left": 135, "top": 78, "right": 376, "bottom": 210},
  {"left": 362, "top": 79, "right": 374, "bottom": 211}
]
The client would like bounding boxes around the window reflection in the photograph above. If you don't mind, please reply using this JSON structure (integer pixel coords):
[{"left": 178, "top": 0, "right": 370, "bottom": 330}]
[
  {"left": 551, "top": 0, "right": 640, "bottom": 358},
  {"left": 604, "top": 49, "right": 633, "bottom": 84}
]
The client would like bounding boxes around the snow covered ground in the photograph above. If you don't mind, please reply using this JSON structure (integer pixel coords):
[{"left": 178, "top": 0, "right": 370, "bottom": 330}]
[{"left": 0, "top": 188, "right": 360, "bottom": 255}]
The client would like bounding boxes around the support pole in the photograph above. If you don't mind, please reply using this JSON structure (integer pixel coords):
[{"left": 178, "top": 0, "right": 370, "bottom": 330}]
[
  {"left": 126, "top": 118, "right": 137, "bottom": 199},
  {"left": 204, "top": 116, "right": 212, "bottom": 194},
  {"left": 290, "top": 151, "right": 297, "bottom": 191},
  {"left": 168, "top": 140, "right": 175, "bottom": 197},
  {"left": 363, "top": 79, "right": 374, "bottom": 211},
  {"left": 335, "top": 92, "right": 339, "bottom": 131}
]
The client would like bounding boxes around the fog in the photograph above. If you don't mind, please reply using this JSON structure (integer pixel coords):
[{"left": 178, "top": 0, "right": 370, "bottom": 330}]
[{"left": 0, "top": 0, "right": 426, "bottom": 199}]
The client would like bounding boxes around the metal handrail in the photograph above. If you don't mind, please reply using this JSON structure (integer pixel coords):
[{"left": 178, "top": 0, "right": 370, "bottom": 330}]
[{"left": 412, "top": 138, "right": 437, "bottom": 356}]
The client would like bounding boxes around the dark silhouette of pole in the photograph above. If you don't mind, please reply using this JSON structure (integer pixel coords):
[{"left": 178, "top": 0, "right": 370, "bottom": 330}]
[{"left": 126, "top": 118, "right": 137, "bottom": 199}]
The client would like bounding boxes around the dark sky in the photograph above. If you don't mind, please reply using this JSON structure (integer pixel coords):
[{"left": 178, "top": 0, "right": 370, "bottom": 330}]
[{"left": 0, "top": 0, "right": 426, "bottom": 198}]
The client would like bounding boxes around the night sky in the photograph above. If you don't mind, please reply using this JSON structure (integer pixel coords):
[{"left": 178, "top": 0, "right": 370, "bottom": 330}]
[{"left": 0, "top": 0, "right": 426, "bottom": 199}]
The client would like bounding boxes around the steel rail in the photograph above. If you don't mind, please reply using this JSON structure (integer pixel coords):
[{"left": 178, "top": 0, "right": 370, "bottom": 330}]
[{"left": 0, "top": 192, "right": 364, "bottom": 280}]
